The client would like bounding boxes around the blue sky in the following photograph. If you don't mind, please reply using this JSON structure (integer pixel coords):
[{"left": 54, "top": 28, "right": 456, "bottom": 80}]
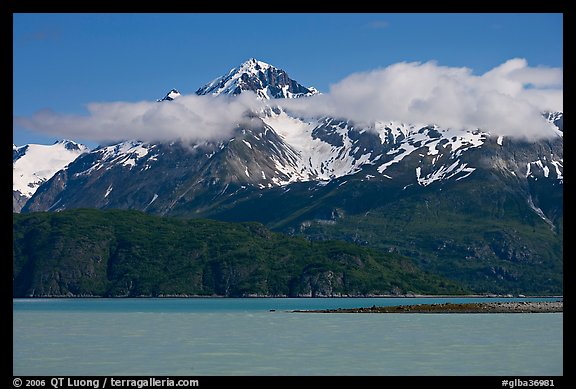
[{"left": 13, "top": 13, "right": 563, "bottom": 147}]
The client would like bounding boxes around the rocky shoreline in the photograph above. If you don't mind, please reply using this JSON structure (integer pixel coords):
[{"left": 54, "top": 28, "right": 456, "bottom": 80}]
[{"left": 294, "top": 301, "right": 563, "bottom": 313}]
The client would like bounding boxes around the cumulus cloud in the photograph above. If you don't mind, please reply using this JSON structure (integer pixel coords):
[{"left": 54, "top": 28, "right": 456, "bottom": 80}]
[
  {"left": 280, "top": 58, "right": 563, "bottom": 139},
  {"left": 15, "top": 92, "right": 264, "bottom": 144},
  {"left": 15, "top": 58, "right": 562, "bottom": 144}
]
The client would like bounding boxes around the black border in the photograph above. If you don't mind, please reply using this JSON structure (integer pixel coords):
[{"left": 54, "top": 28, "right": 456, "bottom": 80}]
[
  {"left": 8, "top": 1, "right": 569, "bottom": 384},
  {"left": 6, "top": 0, "right": 569, "bottom": 13}
]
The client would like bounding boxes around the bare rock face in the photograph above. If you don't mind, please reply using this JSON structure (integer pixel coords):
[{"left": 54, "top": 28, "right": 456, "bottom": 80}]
[{"left": 13, "top": 191, "right": 28, "bottom": 213}]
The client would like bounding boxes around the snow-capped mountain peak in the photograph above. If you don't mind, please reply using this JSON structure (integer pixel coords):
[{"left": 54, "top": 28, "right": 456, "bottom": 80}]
[
  {"left": 54, "top": 139, "right": 89, "bottom": 151},
  {"left": 195, "top": 58, "right": 319, "bottom": 99},
  {"left": 13, "top": 140, "right": 89, "bottom": 211},
  {"left": 16, "top": 60, "right": 563, "bottom": 224},
  {"left": 236, "top": 58, "right": 274, "bottom": 75},
  {"left": 157, "top": 89, "right": 181, "bottom": 102}
]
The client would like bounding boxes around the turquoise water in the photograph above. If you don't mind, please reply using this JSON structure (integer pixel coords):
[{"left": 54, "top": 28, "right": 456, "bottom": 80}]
[{"left": 13, "top": 298, "right": 563, "bottom": 376}]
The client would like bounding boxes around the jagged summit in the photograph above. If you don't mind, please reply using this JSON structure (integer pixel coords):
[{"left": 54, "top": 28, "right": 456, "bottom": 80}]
[
  {"left": 53, "top": 139, "right": 87, "bottom": 151},
  {"left": 157, "top": 89, "right": 181, "bottom": 102},
  {"left": 195, "top": 58, "right": 319, "bottom": 99}
]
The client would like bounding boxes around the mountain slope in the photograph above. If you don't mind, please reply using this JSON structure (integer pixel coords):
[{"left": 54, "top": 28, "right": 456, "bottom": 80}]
[
  {"left": 18, "top": 59, "right": 563, "bottom": 294},
  {"left": 13, "top": 209, "right": 466, "bottom": 297},
  {"left": 13, "top": 140, "right": 88, "bottom": 212},
  {"left": 181, "top": 143, "right": 563, "bottom": 295}
]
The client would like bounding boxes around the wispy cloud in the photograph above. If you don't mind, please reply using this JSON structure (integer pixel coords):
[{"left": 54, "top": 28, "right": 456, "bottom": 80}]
[
  {"left": 15, "top": 58, "right": 562, "bottom": 144},
  {"left": 15, "top": 93, "right": 264, "bottom": 144},
  {"left": 365, "top": 20, "right": 389, "bottom": 30}
]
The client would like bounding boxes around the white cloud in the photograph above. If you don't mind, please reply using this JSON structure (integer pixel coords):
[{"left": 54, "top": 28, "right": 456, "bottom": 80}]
[
  {"left": 280, "top": 58, "right": 563, "bottom": 140},
  {"left": 15, "top": 92, "right": 264, "bottom": 144},
  {"left": 15, "top": 58, "right": 562, "bottom": 144}
]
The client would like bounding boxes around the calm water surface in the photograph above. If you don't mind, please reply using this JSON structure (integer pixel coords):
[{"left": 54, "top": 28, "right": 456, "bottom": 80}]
[{"left": 13, "top": 298, "right": 562, "bottom": 376}]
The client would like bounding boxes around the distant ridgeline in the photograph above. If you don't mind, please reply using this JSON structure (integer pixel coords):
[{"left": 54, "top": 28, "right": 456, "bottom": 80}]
[{"left": 13, "top": 209, "right": 467, "bottom": 297}]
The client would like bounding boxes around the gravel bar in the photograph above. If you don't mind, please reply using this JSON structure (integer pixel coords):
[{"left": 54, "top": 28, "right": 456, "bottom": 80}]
[{"left": 294, "top": 301, "right": 563, "bottom": 313}]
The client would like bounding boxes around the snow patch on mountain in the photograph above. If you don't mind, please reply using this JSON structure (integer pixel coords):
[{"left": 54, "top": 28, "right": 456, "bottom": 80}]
[
  {"left": 417, "top": 161, "right": 476, "bottom": 186},
  {"left": 550, "top": 160, "right": 563, "bottom": 181},
  {"left": 104, "top": 185, "right": 113, "bottom": 198},
  {"left": 75, "top": 141, "right": 155, "bottom": 177},
  {"left": 13, "top": 140, "right": 88, "bottom": 198},
  {"left": 526, "top": 157, "right": 562, "bottom": 181},
  {"left": 263, "top": 109, "right": 493, "bottom": 186}
]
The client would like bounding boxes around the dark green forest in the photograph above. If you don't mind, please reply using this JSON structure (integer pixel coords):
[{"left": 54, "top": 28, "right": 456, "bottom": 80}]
[{"left": 13, "top": 209, "right": 467, "bottom": 297}]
